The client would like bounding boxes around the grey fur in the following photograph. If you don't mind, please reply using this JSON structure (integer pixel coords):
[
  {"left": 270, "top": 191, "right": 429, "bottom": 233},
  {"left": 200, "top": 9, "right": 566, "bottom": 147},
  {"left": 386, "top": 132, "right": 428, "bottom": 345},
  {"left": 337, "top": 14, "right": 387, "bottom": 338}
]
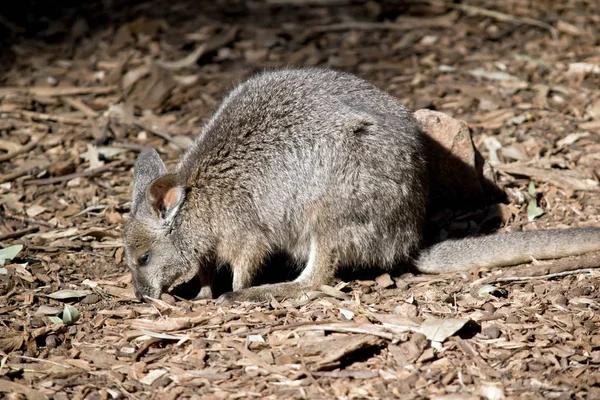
[
  {"left": 123, "top": 68, "right": 600, "bottom": 301},
  {"left": 416, "top": 227, "right": 600, "bottom": 273},
  {"left": 131, "top": 149, "right": 166, "bottom": 216}
]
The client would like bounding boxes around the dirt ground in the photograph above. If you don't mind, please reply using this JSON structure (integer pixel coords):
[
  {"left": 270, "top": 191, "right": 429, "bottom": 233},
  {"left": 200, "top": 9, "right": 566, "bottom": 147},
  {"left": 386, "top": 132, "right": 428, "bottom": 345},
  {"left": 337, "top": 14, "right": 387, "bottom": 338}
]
[{"left": 1, "top": 0, "right": 600, "bottom": 399}]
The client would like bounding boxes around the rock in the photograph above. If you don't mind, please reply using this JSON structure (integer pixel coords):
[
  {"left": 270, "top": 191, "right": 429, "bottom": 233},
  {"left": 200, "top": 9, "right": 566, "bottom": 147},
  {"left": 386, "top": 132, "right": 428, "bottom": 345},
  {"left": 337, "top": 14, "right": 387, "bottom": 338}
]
[
  {"left": 414, "top": 109, "right": 504, "bottom": 210},
  {"left": 375, "top": 273, "right": 394, "bottom": 288}
]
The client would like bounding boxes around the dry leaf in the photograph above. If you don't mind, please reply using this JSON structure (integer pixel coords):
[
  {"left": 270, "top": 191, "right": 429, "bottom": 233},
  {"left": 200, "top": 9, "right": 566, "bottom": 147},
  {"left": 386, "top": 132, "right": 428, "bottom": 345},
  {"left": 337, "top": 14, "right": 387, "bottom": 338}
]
[
  {"left": 418, "top": 318, "right": 471, "bottom": 343},
  {"left": 46, "top": 289, "right": 92, "bottom": 300}
]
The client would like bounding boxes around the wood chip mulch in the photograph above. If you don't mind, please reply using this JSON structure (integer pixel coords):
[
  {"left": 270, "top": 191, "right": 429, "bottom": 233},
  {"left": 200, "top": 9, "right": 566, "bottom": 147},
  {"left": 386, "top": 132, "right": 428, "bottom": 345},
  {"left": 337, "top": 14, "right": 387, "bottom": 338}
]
[{"left": 0, "top": 1, "right": 599, "bottom": 398}]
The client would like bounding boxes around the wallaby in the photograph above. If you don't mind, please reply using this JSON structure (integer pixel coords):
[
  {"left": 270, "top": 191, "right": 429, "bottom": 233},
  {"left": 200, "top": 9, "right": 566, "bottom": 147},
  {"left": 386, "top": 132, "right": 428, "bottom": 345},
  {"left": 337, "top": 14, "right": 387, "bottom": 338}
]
[{"left": 123, "top": 68, "right": 600, "bottom": 302}]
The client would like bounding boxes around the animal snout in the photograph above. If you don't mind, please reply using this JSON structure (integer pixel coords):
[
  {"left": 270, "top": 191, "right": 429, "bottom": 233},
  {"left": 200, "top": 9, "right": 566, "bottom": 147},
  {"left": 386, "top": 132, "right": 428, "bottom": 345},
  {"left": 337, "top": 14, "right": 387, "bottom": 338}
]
[{"left": 132, "top": 275, "right": 161, "bottom": 301}]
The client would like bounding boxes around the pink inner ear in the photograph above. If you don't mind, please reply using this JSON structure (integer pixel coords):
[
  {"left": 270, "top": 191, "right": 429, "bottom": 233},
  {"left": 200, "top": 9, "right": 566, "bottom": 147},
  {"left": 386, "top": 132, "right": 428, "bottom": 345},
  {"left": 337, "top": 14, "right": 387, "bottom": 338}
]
[{"left": 163, "top": 187, "right": 181, "bottom": 210}]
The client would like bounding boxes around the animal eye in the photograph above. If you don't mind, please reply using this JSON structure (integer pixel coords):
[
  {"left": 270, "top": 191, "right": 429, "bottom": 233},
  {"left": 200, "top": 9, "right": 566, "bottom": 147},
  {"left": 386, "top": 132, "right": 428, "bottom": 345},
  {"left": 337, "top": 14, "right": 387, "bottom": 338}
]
[{"left": 137, "top": 252, "right": 150, "bottom": 266}]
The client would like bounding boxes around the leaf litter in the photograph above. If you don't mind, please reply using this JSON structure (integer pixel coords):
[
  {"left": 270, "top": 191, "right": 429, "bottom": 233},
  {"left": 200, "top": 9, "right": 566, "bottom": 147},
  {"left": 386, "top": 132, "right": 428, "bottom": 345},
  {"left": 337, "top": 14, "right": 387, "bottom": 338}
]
[{"left": 0, "top": 1, "right": 599, "bottom": 399}]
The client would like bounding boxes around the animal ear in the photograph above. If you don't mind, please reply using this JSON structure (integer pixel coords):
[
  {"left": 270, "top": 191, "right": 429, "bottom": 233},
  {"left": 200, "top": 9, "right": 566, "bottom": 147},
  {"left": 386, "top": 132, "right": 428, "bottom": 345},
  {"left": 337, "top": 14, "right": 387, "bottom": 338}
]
[
  {"left": 132, "top": 149, "right": 166, "bottom": 214},
  {"left": 147, "top": 173, "right": 185, "bottom": 223}
]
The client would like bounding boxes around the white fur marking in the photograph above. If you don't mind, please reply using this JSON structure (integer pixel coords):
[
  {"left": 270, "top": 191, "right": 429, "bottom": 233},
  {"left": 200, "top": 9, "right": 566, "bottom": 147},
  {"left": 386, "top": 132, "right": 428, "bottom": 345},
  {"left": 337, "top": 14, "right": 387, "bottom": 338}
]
[{"left": 295, "top": 237, "right": 317, "bottom": 283}]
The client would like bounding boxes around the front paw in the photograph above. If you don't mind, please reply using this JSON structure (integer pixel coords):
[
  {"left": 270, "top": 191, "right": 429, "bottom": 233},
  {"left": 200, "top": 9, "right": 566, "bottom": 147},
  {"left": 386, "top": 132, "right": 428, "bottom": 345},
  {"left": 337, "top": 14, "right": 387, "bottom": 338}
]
[
  {"left": 216, "top": 291, "right": 237, "bottom": 304},
  {"left": 216, "top": 288, "right": 270, "bottom": 304},
  {"left": 195, "top": 285, "right": 213, "bottom": 299}
]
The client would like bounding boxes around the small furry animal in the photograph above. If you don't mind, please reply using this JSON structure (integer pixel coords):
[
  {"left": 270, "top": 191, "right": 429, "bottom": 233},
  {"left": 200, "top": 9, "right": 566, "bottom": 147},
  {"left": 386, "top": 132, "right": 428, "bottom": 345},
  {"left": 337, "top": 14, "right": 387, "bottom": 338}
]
[{"left": 123, "top": 68, "right": 600, "bottom": 302}]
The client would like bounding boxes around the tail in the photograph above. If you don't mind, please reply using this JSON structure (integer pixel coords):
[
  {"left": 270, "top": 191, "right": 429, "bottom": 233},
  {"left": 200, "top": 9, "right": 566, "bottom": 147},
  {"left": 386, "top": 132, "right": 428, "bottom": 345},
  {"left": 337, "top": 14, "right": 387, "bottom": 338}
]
[{"left": 415, "top": 227, "right": 600, "bottom": 273}]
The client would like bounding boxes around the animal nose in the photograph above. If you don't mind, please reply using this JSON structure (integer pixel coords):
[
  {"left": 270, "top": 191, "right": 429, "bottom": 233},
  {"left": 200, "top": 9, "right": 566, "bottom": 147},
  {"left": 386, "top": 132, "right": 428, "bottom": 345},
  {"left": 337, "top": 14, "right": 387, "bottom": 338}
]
[
  {"left": 133, "top": 285, "right": 145, "bottom": 301},
  {"left": 132, "top": 274, "right": 155, "bottom": 301}
]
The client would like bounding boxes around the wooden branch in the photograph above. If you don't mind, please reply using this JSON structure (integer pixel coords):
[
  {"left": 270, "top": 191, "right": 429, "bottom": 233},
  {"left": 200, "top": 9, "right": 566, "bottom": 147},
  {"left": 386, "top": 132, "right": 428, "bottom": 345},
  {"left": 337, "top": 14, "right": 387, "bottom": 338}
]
[
  {"left": 0, "top": 86, "right": 116, "bottom": 97},
  {"left": 4, "top": 110, "right": 91, "bottom": 126},
  {"left": 471, "top": 251, "right": 600, "bottom": 287},
  {"left": 451, "top": 3, "right": 558, "bottom": 39},
  {"left": 3, "top": 214, "right": 60, "bottom": 228},
  {"left": 309, "top": 14, "right": 456, "bottom": 34},
  {"left": 0, "top": 132, "right": 48, "bottom": 163},
  {"left": 24, "top": 160, "right": 131, "bottom": 185},
  {"left": 0, "top": 161, "right": 51, "bottom": 184},
  {"left": 0, "top": 226, "right": 39, "bottom": 241}
]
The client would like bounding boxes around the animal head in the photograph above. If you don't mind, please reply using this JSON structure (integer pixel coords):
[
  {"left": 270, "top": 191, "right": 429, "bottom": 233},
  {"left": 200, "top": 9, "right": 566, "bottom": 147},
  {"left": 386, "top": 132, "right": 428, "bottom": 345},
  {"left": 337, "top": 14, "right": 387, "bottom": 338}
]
[{"left": 123, "top": 149, "right": 202, "bottom": 300}]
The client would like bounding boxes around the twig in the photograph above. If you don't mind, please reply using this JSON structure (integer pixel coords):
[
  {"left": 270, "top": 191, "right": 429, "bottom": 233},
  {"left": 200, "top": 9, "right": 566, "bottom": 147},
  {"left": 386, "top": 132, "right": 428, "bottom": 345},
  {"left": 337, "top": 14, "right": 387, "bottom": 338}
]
[
  {"left": 24, "top": 159, "right": 131, "bottom": 185},
  {"left": 449, "top": 3, "right": 558, "bottom": 39},
  {"left": 265, "top": 0, "right": 350, "bottom": 5},
  {"left": 497, "top": 163, "right": 599, "bottom": 192},
  {"left": 11, "top": 355, "right": 75, "bottom": 370},
  {"left": 0, "top": 86, "right": 116, "bottom": 97},
  {"left": 0, "top": 161, "right": 51, "bottom": 184},
  {"left": 471, "top": 252, "right": 600, "bottom": 286},
  {"left": 3, "top": 214, "right": 60, "bottom": 228},
  {"left": 62, "top": 97, "right": 98, "bottom": 117},
  {"left": 0, "top": 226, "right": 39, "bottom": 241},
  {"left": 494, "top": 268, "right": 596, "bottom": 283},
  {"left": 112, "top": 141, "right": 162, "bottom": 153},
  {"left": 297, "top": 323, "right": 396, "bottom": 340},
  {"left": 309, "top": 14, "right": 456, "bottom": 34},
  {"left": 0, "top": 132, "right": 48, "bottom": 162},
  {"left": 4, "top": 110, "right": 91, "bottom": 126},
  {"left": 246, "top": 319, "right": 338, "bottom": 336}
]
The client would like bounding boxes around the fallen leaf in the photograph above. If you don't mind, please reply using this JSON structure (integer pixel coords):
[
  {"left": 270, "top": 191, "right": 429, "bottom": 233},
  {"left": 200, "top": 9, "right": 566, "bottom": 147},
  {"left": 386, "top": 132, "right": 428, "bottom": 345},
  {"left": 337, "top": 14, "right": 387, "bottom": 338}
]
[
  {"left": 307, "top": 334, "right": 383, "bottom": 370},
  {"left": 339, "top": 308, "right": 355, "bottom": 320},
  {"left": 62, "top": 304, "right": 81, "bottom": 325},
  {"left": 418, "top": 318, "right": 471, "bottom": 342},
  {"left": 100, "top": 284, "right": 136, "bottom": 300},
  {"left": 0, "top": 244, "right": 23, "bottom": 266},
  {"left": 35, "top": 305, "right": 62, "bottom": 316},
  {"left": 37, "top": 228, "right": 79, "bottom": 240},
  {"left": 137, "top": 329, "right": 190, "bottom": 343},
  {"left": 46, "top": 289, "right": 92, "bottom": 300},
  {"left": 81, "top": 144, "right": 103, "bottom": 170},
  {"left": 477, "top": 284, "right": 508, "bottom": 298},
  {"left": 556, "top": 132, "right": 590, "bottom": 147},
  {"left": 26, "top": 204, "right": 47, "bottom": 217},
  {"left": 130, "top": 313, "right": 208, "bottom": 331},
  {"left": 94, "top": 146, "right": 127, "bottom": 160},
  {"left": 139, "top": 368, "right": 168, "bottom": 385},
  {"left": 468, "top": 68, "right": 522, "bottom": 82},
  {"left": 527, "top": 182, "right": 544, "bottom": 221},
  {"left": 247, "top": 334, "right": 266, "bottom": 344}
]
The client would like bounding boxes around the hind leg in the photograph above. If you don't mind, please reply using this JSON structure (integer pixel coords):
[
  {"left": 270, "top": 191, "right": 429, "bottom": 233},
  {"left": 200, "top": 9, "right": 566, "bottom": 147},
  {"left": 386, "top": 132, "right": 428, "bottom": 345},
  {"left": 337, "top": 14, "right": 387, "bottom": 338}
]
[{"left": 217, "top": 237, "right": 338, "bottom": 303}]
